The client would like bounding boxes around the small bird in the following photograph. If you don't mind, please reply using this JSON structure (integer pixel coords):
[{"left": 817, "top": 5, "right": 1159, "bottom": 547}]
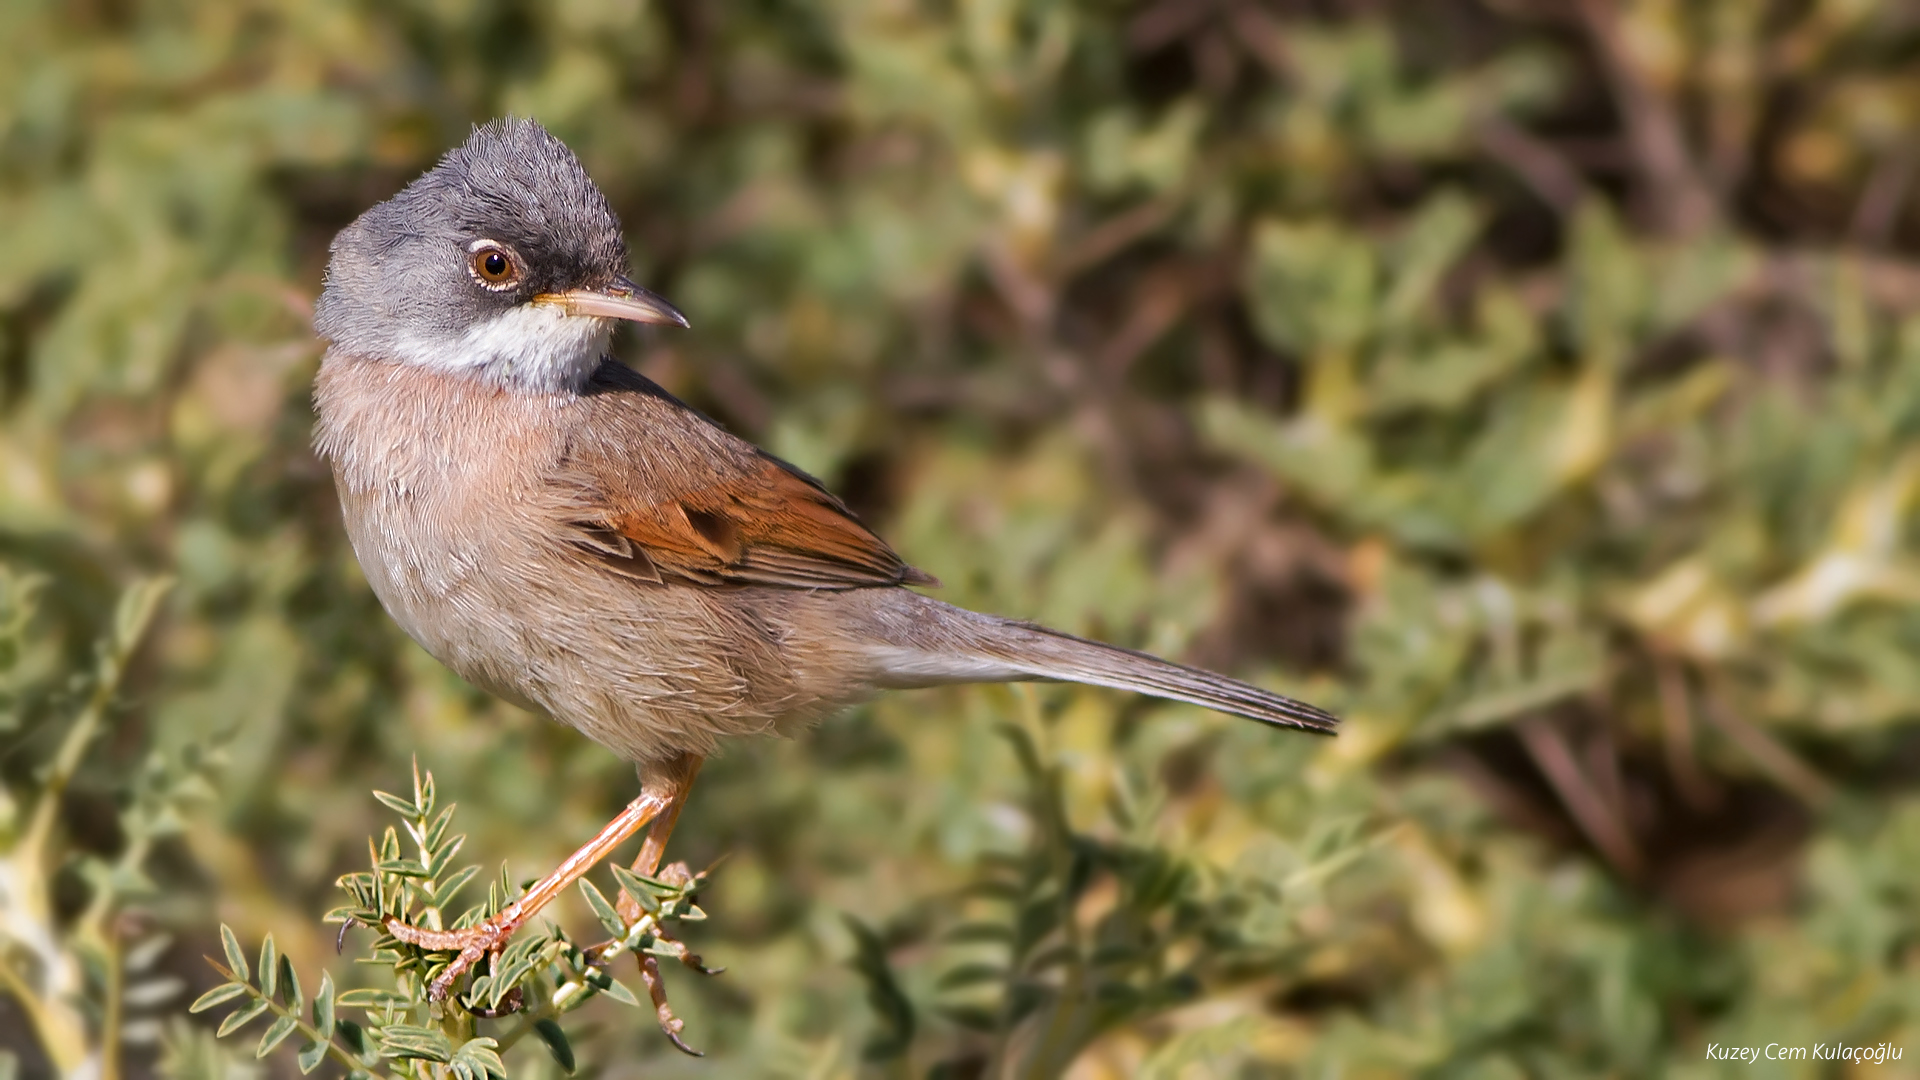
[{"left": 312, "top": 118, "right": 1335, "bottom": 1037}]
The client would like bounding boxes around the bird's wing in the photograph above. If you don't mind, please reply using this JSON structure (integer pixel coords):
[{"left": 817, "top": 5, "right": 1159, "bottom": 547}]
[{"left": 557, "top": 362, "right": 937, "bottom": 590}]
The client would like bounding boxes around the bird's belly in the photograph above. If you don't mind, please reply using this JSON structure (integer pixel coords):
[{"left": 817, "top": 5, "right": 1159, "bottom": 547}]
[
  {"left": 333, "top": 477, "right": 840, "bottom": 761},
  {"left": 334, "top": 481, "right": 536, "bottom": 707}
]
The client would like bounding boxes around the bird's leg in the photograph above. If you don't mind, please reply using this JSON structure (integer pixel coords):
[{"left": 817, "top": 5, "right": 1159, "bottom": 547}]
[
  {"left": 616, "top": 754, "right": 703, "bottom": 923},
  {"left": 607, "top": 755, "right": 710, "bottom": 1055},
  {"left": 382, "top": 786, "right": 672, "bottom": 1002}
]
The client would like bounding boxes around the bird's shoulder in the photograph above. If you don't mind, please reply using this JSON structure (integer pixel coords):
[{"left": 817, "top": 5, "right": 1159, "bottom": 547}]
[{"left": 555, "top": 360, "right": 936, "bottom": 590}]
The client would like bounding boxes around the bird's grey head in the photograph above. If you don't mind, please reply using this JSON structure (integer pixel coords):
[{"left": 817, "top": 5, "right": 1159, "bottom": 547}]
[{"left": 314, "top": 117, "right": 685, "bottom": 393}]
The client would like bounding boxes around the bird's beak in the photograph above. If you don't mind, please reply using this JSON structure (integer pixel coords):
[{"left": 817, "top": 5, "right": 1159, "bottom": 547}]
[{"left": 533, "top": 276, "right": 690, "bottom": 328}]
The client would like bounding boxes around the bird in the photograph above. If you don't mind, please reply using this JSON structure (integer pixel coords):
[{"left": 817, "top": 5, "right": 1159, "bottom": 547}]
[{"left": 311, "top": 117, "right": 1336, "bottom": 1040}]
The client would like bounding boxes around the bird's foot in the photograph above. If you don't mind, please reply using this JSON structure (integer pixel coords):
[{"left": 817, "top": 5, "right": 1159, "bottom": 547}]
[
  {"left": 595, "top": 860, "right": 721, "bottom": 1054},
  {"left": 379, "top": 909, "right": 525, "bottom": 1003},
  {"left": 639, "top": 954, "right": 702, "bottom": 1056},
  {"left": 648, "top": 920, "right": 725, "bottom": 977},
  {"left": 620, "top": 861, "right": 723, "bottom": 976},
  {"left": 579, "top": 924, "right": 709, "bottom": 1054}
]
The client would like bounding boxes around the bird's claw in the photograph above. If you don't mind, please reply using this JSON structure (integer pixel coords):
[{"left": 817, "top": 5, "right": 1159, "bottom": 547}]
[
  {"left": 640, "top": 954, "right": 702, "bottom": 1057},
  {"left": 379, "top": 912, "right": 522, "bottom": 1002},
  {"left": 681, "top": 952, "right": 725, "bottom": 976},
  {"left": 652, "top": 924, "right": 723, "bottom": 976}
]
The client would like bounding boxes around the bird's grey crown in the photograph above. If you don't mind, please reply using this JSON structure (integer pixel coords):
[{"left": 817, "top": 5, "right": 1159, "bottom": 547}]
[{"left": 314, "top": 117, "right": 630, "bottom": 393}]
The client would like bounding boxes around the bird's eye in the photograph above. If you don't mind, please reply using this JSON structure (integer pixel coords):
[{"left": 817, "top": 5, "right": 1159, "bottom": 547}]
[{"left": 468, "top": 243, "right": 519, "bottom": 289}]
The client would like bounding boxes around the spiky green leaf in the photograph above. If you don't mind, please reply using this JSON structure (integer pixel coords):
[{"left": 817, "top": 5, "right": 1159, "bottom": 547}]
[
  {"left": 607, "top": 865, "right": 664, "bottom": 915},
  {"left": 188, "top": 982, "right": 249, "bottom": 1014},
  {"left": 371, "top": 790, "right": 416, "bottom": 817},
  {"left": 534, "top": 1020, "right": 575, "bottom": 1073},
  {"left": 377, "top": 1025, "right": 452, "bottom": 1062},
  {"left": 256, "top": 1015, "right": 298, "bottom": 1057},
  {"left": 256, "top": 935, "right": 278, "bottom": 1000},
  {"left": 432, "top": 862, "right": 479, "bottom": 906},
  {"left": 449, "top": 1037, "right": 503, "bottom": 1080},
  {"left": 217, "top": 998, "right": 270, "bottom": 1037},
  {"left": 336, "top": 988, "right": 410, "bottom": 1010},
  {"left": 296, "top": 1040, "right": 328, "bottom": 1075},
  {"left": 312, "top": 971, "right": 335, "bottom": 1035},
  {"left": 278, "top": 955, "right": 302, "bottom": 1011},
  {"left": 219, "top": 924, "right": 250, "bottom": 985},
  {"left": 584, "top": 968, "right": 639, "bottom": 1007},
  {"left": 578, "top": 877, "right": 625, "bottom": 939},
  {"left": 335, "top": 1019, "right": 369, "bottom": 1057}
]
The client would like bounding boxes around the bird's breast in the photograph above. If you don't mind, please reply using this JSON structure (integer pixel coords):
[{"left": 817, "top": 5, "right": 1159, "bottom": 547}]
[{"left": 312, "top": 358, "right": 574, "bottom": 685}]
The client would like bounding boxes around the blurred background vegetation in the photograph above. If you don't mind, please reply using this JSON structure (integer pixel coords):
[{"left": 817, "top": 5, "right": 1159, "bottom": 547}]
[{"left": 5, "top": 0, "right": 1920, "bottom": 1076}]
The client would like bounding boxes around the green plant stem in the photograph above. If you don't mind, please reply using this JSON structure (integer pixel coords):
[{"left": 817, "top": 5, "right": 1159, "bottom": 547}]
[
  {"left": 0, "top": 957, "right": 88, "bottom": 1074},
  {"left": 983, "top": 689, "right": 1093, "bottom": 1080},
  {"left": 101, "top": 936, "right": 122, "bottom": 1080},
  {"left": 16, "top": 578, "right": 168, "bottom": 874},
  {"left": 17, "top": 656, "right": 118, "bottom": 888},
  {"left": 1022, "top": 768, "right": 1088, "bottom": 1080},
  {"left": 2, "top": 695, "right": 107, "bottom": 1075},
  {"left": 1, "top": 578, "right": 169, "bottom": 1079}
]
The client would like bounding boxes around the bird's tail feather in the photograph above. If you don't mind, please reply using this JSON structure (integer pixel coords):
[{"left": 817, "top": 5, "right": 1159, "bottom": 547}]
[
  {"left": 984, "top": 622, "right": 1338, "bottom": 734},
  {"left": 868, "top": 599, "right": 1338, "bottom": 735}
]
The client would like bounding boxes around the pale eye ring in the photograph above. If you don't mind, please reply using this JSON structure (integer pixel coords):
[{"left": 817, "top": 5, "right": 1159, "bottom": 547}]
[{"left": 467, "top": 240, "right": 521, "bottom": 290}]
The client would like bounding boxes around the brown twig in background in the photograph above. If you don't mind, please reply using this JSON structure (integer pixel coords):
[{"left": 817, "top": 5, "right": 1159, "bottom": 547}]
[
  {"left": 1573, "top": 0, "right": 1718, "bottom": 237},
  {"left": 1581, "top": 724, "right": 1633, "bottom": 839},
  {"left": 1851, "top": 145, "right": 1919, "bottom": 249},
  {"left": 1226, "top": 1, "right": 1292, "bottom": 78},
  {"left": 1127, "top": 0, "right": 1224, "bottom": 53},
  {"left": 1701, "top": 692, "right": 1835, "bottom": 809},
  {"left": 1095, "top": 270, "right": 1193, "bottom": 381},
  {"left": 1520, "top": 716, "right": 1645, "bottom": 879},
  {"left": 1053, "top": 197, "right": 1183, "bottom": 282},
  {"left": 1656, "top": 660, "right": 1722, "bottom": 812},
  {"left": 1476, "top": 116, "right": 1587, "bottom": 214}
]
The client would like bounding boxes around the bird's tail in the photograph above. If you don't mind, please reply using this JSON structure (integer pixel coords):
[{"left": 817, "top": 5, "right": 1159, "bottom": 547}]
[{"left": 866, "top": 598, "right": 1338, "bottom": 735}]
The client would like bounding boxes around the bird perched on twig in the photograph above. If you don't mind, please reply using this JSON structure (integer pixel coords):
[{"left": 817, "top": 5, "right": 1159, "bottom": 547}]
[{"left": 312, "top": 117, "right": 1336, "bottom": 1049}]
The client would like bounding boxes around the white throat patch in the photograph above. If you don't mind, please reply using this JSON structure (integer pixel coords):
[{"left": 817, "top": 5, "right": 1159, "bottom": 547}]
[{"left": 392, "top": 304, "right": 612, "bottom": 393}]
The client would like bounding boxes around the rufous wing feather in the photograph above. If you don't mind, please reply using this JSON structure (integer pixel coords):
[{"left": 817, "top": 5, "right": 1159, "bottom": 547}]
[
  {"left": 563, "top": 363, "right": 937, "bottom": 590},
  {"left": 607, "top": 459, "right": 938, "bottom": 589}
]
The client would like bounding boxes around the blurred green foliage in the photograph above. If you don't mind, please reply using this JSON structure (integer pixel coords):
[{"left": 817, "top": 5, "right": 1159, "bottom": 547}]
[{"left": 4, "top": 0, "right": 1920, "bottom": 1076}]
